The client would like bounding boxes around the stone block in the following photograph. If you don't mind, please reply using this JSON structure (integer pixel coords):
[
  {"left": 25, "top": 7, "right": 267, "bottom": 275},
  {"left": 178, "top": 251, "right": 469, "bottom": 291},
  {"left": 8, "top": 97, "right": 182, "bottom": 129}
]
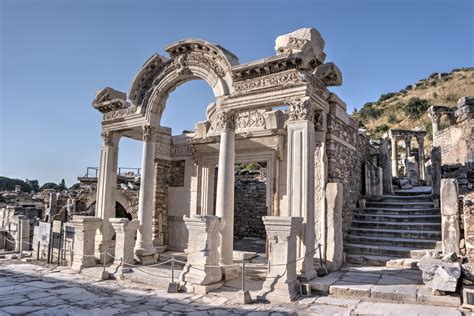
[
  {"left": 417, "top": 286, "right": 461, "bottom": 307},
  {"left": 370, "top": 285, "right": 417, "bottom": 303},
  {"left": 326, "top": 183, "right": 343, "bottom": 272},
  {"left": 70, "top": 216, "right": 102, "bottom": 272},
  {"left": 441, "top": 179, "right": 460, "bottom": 254},
  {"left": 274, "top": 28, "right": 326, "bottom": 65},
  {"left": 329, "top": 282, "right": 372, "bottom": 298},
  {"left": 417, "top": 256, "right": 461, "bottom": 292},
  {"left": 110, "top": 218, "right": 139, "bottom": 269}
]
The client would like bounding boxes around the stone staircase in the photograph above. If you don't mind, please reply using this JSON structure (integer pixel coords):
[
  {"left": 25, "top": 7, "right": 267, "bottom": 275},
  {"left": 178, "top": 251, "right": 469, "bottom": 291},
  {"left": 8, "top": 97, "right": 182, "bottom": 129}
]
[{"left": 345, "top": 188, "right": 441, "bottom": 266}]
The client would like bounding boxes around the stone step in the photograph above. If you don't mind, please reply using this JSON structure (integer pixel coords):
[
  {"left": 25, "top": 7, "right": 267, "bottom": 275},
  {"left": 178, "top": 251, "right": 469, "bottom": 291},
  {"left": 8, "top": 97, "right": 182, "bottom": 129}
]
[
  {"left": 377, "top": 194, "right": 433, "bottom": 203},
  {"left": 353, "top": 213, "right": 441, "bottom": 223},
  {"left": 344, "top": 243, "right": 414, "bottom": 257},
  {"left": 345, "top": 242, "right": 440, "bottom": 258},
  {"left": 347, "top": 227, "right": 441, "bottom": 239},
  {"left": 351, "top": 220, "right": 441, "bottom": 231},
  {"left": 355, "top": 207, "right": 440, "bottom": 215},
  {"left": 345, "top": 235, "right": 439, "bottom": 249},
  {"left": 345, "top": 253, "right": 399, "bottom": 266},
  {"left": 394, "top": 189, "right": 432, "bottom": 196},
  {"left": 365, "top": 201, "right": 435, "bottom": 209}
]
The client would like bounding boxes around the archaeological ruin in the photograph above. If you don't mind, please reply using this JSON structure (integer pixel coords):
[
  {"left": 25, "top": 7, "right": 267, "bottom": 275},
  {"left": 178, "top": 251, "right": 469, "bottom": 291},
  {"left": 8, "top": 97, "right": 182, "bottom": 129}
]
[{"left": 1, "top": 27, "right": 473, "bottom": 309}]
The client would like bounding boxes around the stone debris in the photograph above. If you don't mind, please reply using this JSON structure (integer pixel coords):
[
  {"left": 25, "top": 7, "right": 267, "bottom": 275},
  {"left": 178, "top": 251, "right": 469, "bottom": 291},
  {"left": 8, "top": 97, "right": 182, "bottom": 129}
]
[{"left": 417, "top": 256, "right": 461, "bottom": 292}]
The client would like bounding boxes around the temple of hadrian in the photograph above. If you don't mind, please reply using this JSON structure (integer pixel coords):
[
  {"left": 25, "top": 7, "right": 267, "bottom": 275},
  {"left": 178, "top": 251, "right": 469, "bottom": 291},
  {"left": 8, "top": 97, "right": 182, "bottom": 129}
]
[{"left": 2, "top": 27, "right": 473, "bottom": 306}]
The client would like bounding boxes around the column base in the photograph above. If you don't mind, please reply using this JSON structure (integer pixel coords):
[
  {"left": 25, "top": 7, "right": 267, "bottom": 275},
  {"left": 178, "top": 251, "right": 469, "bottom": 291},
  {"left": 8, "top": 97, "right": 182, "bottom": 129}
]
[
  {"left": 134, "top": 247, "right": 159, "bottom": 265},
  {"left": 180, "top": 281, "right": 223, "bottom": 294},
  {"left": 221, "top": 265, "right": 240, "bottom": 280},
  {"left": 259, "top": 279, "right": 300, "bottom": 302}
]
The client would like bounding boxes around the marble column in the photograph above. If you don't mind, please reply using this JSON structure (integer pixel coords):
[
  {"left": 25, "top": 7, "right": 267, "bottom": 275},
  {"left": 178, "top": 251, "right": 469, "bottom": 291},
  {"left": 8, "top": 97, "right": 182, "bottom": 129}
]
[
  {"left": 430, "top": 112, "right": 441, "bottom": 138},
  {"left": 380, "top": 139, "right": 394, "bottom": 195},
  {"left": 134, "top": 124, "right": 158, "bottom": 264},
  {"left": 391, "top": 137, "right": 399, "bottom": 178},
  {"left": 214, "top": 111, "right": 238, "bottom": 278},
  {"left": 417, "top": 136, "right": 426, "bottom": 181},
  {"left": 285, "top": 97, "right": 317, "bottom": 281},
  {"left": 325, "top": 183, "right": 343, "bottom": 272},
  {"left": 71, "top": 216, "right": 102, "bottom": 272},
  {"left": 404, "top": 138, "right": 411, "bottom": 176},
  {"left": 95, "top": 131, "right": 120, "bottom": 262},
  {"left": 110, "top": 218, "right": 139, "bottom": 270},
  {"left": 261, "top": 216, "right": 302, "bottom": 302}
]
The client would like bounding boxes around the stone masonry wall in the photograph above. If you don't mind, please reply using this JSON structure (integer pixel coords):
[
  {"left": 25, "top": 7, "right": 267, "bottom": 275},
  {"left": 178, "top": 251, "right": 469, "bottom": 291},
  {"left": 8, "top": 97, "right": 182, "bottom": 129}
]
[
  {"left": 436, "top": 118, "right": 474, "bottom": 193},
  {"left": 233, "top": 175, "right": 267, "bottom": 239},
  {"left": 326, "top": 113, "right": 372, "bottom": 231}
]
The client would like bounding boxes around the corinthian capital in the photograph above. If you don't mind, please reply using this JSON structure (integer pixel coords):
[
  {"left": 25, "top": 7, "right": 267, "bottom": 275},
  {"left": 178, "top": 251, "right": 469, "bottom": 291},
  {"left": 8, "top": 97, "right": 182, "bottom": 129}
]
[
  {"left": 101, "top": 131, "right": 113, "bottom": 146},
  {"left": 142, "top": 124, "right": 157, "bottom": 141},
  {"left": 212, "top": 110, "right": 235, "bottom": 132},
  {"left": 286, "top": 97, "right": 315, "bottom": 121}
]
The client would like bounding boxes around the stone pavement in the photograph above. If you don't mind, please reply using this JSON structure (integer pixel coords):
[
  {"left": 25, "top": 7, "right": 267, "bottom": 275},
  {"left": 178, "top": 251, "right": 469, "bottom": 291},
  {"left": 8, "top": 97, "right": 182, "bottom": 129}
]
[{"left": 0, "top": 260, "right": 465, "bottom": 315}]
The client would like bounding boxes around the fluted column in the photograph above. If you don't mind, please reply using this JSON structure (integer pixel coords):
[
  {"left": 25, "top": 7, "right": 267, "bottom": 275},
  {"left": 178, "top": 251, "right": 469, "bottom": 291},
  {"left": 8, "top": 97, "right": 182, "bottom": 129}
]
[
  {"left": 95, "top": 131, "right": 120, "bottom": 260},
  {"left": 391, "top": 136, "right": 399, "bottom": 178},
  {"left": 404, "top": 138, "right": 411, "bottom": 176},
  {"left": 214, "top": 110, "right": 236, "bottom": 266},
  {"left": 417, "top": 136, "right": 426, "bottom": 181},
  {"left": 135, "top": 125, "right": 158, "bottom": 263},
  {"left": 285, "top": 97, "right": 317, "bottom": 281}
]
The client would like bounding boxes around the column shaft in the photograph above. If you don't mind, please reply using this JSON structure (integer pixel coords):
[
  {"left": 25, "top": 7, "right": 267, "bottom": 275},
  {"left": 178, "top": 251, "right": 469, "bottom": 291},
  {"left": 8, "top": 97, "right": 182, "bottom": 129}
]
[
  {"left": 135, "top": 137, "right": 156, "bottom": 253},
  {"left": 391, "top": 137, "right": 398, "bottom": 178},
  {"left": 215, "top": 128, "right": 235, "bottom": 265},
  {"left": 95, "top": 132, "right": 119, "bottom": 255},
  {"left": 418, "top": 138, "right": 426, "bottom": 181}
]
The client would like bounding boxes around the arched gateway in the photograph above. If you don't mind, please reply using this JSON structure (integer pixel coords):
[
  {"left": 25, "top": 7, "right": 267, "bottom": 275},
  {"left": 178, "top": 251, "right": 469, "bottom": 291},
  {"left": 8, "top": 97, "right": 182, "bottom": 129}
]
[{"left": 91, "top": 28, "right": 346, "bottom": 279}]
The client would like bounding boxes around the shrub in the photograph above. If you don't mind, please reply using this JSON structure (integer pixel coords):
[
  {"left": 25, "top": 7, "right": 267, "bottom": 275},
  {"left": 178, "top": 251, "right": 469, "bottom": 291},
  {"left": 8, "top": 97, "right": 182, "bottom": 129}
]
[
  {"left": 388, "top": 114, "right": 397, "bottom": 124},
  {"left": 432, "top": 92, "right": 438, "bottom": 98},
  {"left": 378, "top": 92, "right": 397, "bottom": 103},
  {"left": 403, "top": 98, "right": 430, "bottom": 119},
  {"left": 374, "top": 124, "right": 390, "bottom": 134},
  {"left": 358, "top": 102, "right": 382, "bottom": 121}
]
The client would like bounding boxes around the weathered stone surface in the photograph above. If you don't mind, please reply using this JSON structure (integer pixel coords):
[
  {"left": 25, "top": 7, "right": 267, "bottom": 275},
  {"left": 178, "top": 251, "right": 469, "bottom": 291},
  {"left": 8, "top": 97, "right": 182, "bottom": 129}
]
[
  {"left": 441, "top": 179, "right": 460, "bottom": 254},
  {"left": 326, "top": 183, "right": 343, "bottom": 272},
  {"left": 379, "top": 139, "right": 394, "bottom": 194},
  {"left": 417, "top": 256, "right": 461, "bottom": 292},
  {"left": 274, "top": 28, "right": 326, "bottom": 65},
  {"left": 70, "top": 216, "right": 102, "bottom": 272}
]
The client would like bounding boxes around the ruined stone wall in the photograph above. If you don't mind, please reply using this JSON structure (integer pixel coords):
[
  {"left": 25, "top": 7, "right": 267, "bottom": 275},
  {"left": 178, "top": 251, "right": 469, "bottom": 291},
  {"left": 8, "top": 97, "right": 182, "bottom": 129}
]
[
  {"left": 153, "top": 158, "right": 171, "bottom": 247},
  {"left": 326, "top": 114, "right": 372, "bottom": 231},
  {"left": 463, "top": 192, "right": 474, "bottom": 260},
  {"left": 436, "top": 118, "right": 474, "bottom": 193},
  {"left": 233, "top": 175, "right": 267, "bottom": 239}
]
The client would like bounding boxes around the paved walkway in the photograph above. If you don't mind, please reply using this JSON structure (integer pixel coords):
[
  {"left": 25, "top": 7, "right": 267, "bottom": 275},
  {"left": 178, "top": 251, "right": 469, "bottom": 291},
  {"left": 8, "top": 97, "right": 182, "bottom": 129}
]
[{"left": 0, "top": 260, "right": 464, "bottom": 315}]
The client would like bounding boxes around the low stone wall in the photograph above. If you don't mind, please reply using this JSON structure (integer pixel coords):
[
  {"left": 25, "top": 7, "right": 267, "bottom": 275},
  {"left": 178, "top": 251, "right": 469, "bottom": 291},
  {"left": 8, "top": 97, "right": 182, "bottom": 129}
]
[{"left": 233, "top": 176, "right": 267, "bottom": 239}]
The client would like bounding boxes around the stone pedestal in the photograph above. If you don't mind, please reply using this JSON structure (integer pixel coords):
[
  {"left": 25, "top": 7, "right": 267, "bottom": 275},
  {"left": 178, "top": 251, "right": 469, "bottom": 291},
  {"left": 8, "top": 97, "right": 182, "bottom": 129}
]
[
  {"left": 135, "top": 125, "right": 158, "bottom": 265},
  {"left": 441, "top": 179, "right": 460, "bottom": 254},
  {"left": 325, "top": 183, "right": 343, "bottom": 272},
  {"left": 261, "top": 216, "right": 302, "bottom": 302},
  {"left": 180, "top": 215, "right": 224, "bottom": 294},
  {"left": 71, "top": 216, "right": 102, "bottom": 272},
  {"left": 110, "top": 218, "right": 139, "bottom": 271}
]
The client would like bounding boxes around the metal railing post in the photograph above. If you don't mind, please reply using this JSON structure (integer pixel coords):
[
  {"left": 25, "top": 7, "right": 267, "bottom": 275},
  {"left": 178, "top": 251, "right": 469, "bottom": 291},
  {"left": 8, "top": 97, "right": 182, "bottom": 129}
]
[
  {"left": 241, "top": 260, "right": 245, "bottom": 292},
  {"left": 171, "top": 256, "right": 175, "bottom": 284}
]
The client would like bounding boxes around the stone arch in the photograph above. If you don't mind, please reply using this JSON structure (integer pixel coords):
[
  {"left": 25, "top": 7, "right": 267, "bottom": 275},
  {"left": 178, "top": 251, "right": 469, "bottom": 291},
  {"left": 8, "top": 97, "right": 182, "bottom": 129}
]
[{"left": 128, "top": 39, "right": 238, "bottom": 125}]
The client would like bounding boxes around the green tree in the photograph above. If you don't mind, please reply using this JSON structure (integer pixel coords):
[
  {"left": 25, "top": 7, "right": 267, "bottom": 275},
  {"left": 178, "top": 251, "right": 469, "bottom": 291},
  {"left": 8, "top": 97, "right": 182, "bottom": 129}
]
[
  {"left": 403, "top": 98, "right": 430, "bottom": 119},
  {"left": 58, "top": 179, "right": 67, "bottom": 191},
  {"left": 40, "top": 182, "right": 59, "bottom": 191}
]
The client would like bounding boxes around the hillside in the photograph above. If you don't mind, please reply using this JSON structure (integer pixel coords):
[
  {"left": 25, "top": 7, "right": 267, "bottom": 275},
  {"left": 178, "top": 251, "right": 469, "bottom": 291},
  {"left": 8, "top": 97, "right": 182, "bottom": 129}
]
[{"left": 352, "top": 67, "right": 474, "bottom": 143}]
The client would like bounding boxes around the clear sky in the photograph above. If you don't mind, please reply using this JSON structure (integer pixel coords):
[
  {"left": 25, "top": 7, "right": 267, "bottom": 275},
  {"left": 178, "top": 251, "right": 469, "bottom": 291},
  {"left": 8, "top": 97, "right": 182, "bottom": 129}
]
[{"left": 1, "top": 0, "right": 473, "bottom": 186}]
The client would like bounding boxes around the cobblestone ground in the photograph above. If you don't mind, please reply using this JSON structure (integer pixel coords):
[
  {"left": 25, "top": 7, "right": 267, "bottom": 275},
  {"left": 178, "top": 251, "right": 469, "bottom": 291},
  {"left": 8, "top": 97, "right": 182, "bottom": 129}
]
[{"left": 0, "top": 260, "right": 464, "bottom": 316}]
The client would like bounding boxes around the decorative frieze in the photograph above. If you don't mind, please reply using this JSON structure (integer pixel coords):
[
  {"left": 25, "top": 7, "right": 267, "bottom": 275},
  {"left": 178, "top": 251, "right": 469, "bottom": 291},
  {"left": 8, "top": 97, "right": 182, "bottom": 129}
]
[
  {"left": 171, "top": 143, "right": 192, "bottom": 157},
  {"left": 233, "top": 70, "right": 301, "bottom": 93},
  {"left": 103, "top": 106, "right": 138, "bottom": 121},
  {"left": 235, "top": 110, "right": 266, "bottom": 131}
]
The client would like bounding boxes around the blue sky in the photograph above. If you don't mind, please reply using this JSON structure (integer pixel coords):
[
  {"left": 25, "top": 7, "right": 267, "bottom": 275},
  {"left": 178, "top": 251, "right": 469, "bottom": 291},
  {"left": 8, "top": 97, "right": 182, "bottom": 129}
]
[{"left": 1, "top": 0, "right": 472, "bottom": 186}]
